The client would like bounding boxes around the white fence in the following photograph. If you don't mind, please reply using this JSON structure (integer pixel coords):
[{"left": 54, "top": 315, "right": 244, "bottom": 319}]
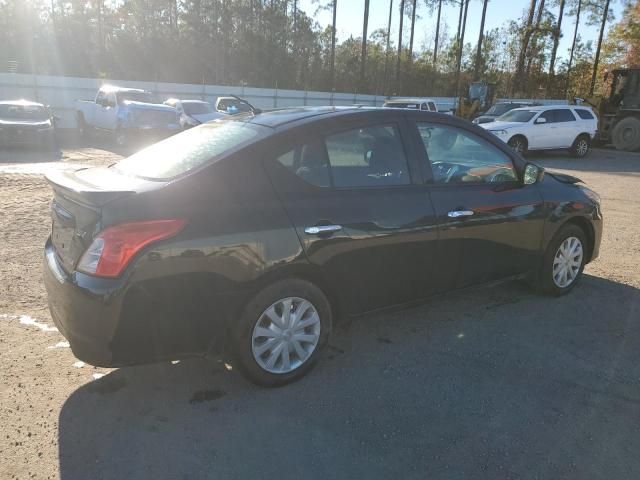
[{"left": 0, "top": 72, "right": 568, "bottom": 129}]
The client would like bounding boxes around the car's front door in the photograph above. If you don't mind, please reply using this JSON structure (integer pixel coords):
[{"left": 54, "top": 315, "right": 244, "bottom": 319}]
[
  {"left": 264, "top": 116, "right": 440, "bottom": 313},
  {"left": 411, "top": 120, "right": 546, "bottom": 289},
  {"left": 529, "top": 109, "right": 557, "bottom": 149}
]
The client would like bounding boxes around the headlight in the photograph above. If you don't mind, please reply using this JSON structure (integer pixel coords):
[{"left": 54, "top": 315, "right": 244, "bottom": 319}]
[
  {"left": 579, "top": 185, "right": 601, "bottom": 205},
  {"left": 472, "top": 118, "right": 479, "bottom": 124},
  {"left": 489, "top": 129, "right": 508, "bottom": 136}
]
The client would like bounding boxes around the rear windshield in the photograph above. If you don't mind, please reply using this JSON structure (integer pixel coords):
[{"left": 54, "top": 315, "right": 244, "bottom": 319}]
[
  {"left": 114, "top": 121, "right": 264, "bottom": 180},
  {"left": 183, "top": 102, "right": 213, "bottom": 115},
  {"left": 498, "top": 110, "right": 536, "bottom": 122},
  {"left": 0, "top": 104, "right": 49, "bottom": 120},
  {"left": 575, "top": 109, "right": 595, "bottom": 120}
]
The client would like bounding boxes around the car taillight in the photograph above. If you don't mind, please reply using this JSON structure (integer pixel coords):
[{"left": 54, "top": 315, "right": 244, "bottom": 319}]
[{"left": 77, "top": 219, "right": 186, "bottom": 278}]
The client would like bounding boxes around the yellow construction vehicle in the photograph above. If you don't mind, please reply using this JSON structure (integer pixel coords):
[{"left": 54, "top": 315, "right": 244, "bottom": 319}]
[
  {"left": 575, "top": 68, "right": 640, "bottom": 151},
  {"left": 455, "top": 81, "right": 497, "bottom": 120}
]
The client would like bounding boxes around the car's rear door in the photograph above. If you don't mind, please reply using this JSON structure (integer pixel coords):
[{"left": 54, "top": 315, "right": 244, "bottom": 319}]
[
  {"left": 553, "top": 108, "right": 580, "bottom": 147},
  {"left": 408, "top": 118, "right": 546, "bottom": 289},
  {"left": 264, "top": 114, "right": 439, "bottom": 313}
]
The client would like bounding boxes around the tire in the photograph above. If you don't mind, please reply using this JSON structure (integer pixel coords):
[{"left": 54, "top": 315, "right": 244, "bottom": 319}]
[
  {"left": 612, "top": 117, "right": 640, "bottom": 152},
  {"left": 76, "top": 113, "right": 89, "bottom": 139},
  {"left": 570, "top": 134, "right": 590, "bottom": 158},
  {"left": 532, "top": 224, "right": 588, "bottom": 296},
  {"left": 231, "top": 279, "right": 332, "bottom": 387},
  {"left": 508, "top": 135, "right": 528, "bottom": 155},
  {"left": 114, "top": 129, "right": 128, "bottom": 147}
]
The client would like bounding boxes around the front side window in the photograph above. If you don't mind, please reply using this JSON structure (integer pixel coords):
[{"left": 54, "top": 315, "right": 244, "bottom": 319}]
[
  {"left": 416, "top": 123, "right": 518, "bottom": 184},
  {"left": 538, "top": 110, "right": 556, "bottom": 123},
  {"left": 498, "top": 110, "right": 536, "bottom": 122},
  {"left": 275, "top": 124, "right": 411, "bottom": 188}
]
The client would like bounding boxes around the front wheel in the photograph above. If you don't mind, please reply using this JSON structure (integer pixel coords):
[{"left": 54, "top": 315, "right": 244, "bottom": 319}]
[
  {"left": 114, "top": 129, "right": 128, "bottom": 147},
  {"left": 532, "top": 224, "right": 588, "bottom": 296},
  {"left": 231, "top": 279, "right": 332, "bottom": 387}
]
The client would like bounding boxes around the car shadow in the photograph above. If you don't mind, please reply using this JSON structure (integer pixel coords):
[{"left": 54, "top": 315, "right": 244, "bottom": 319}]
[
  {"left": 58, "top": 275, "right": 640, "bottom": 479},
  {"left": 527, "top": 148, "right": 640, "bottom": 174},
  {"left": 0, "top": 145, "right": 64, "bottom": 163}
]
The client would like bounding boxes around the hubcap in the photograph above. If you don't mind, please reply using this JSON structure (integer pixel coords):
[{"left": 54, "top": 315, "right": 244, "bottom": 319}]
[
  {"left": 251, "top": 297, "right": 321, "bottom": 374},
  {"left": 577, "top": 139, "right": 588, "bottom": 156},
  {"left": 511, "top": 140, "right": 524, "bottom": 153},
  {"left": 622, "top": 127, "right": 633, "bottom": 141},
  {"left": 552, "top": 236, "right": 583, "bottom": 288}
]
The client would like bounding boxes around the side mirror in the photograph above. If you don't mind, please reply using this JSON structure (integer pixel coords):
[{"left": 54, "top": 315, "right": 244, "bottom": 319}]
[
  {"left": 523, "top": 163, "right": 544, "bottom": 185},
  {"left": 534, "top": 117, "right": 547, "bottom": 124}
]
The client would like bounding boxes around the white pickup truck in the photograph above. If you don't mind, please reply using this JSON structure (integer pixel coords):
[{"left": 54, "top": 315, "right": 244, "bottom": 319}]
[{"left": 76, "top": 86, "right": 181, "bottom": 146}]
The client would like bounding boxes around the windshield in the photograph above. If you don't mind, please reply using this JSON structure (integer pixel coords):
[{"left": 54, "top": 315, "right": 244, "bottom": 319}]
[
  {"left": 116, "top": 91, "right": 158, "bottom": 105},
  {"left": 183, "top": 102, "right": 213, "bottom": 115},
  {"left": 485, "top": 104, "right": 517, "bottom": 116},
  {"left": 114, "top": 121, "right": 264, "bottom": 180},
  {"left": 0, "top": 104, "right": 49, "bottom": 121},
  {"left": 497, "top": 110, "right": 536, "bottom": 122},
  {"left": 217, "top": 99, "right": 254, "bottom": 113}
]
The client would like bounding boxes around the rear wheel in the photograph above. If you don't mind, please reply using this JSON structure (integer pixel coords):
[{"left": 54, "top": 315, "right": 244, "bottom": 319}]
[
  {"left": 612, "top": 117, "right": 640, "bottom": 151},
  {"left": 231, "top": 279, "right": 332, "bottom": 387},
  {"left": 508, "top": 135, "right": 528, "bottom": 155},
  {"left": 570, "top": 134, "right": 590, "bottom": 158},
  {"left": 532, "top": 224, "right": 588, "bottom": 296}
]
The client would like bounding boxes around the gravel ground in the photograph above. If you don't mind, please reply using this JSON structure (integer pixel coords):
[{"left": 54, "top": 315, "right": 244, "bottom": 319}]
[{"left": 0, "top": 144, "right": 639, "bottom": 480}]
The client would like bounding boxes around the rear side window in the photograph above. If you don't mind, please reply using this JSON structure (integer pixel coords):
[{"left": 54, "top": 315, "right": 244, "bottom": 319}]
[
  {"left": 539, "top": 110, "right": 556, "bottom": 123},
  {"left": 575, "top": 109, "right": 595, "bottom": 120},
  {"left": 276, "top": 124, "right": 411, "bottom": 188},
  {"left": 428, "top": 102, "right": 437, "bottom": 111},
  {"left": 554, "top": 109, "right": 576, "bottom": 122},
  {"left": 115, "top": 121, "right": 264, "bottom": 180}
]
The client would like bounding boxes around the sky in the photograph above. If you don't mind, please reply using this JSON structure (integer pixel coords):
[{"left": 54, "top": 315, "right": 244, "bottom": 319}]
[{"left": 298, "top": 0, "right": 624, "bottom": 64}]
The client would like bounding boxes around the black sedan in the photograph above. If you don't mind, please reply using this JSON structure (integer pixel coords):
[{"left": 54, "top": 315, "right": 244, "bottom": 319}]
[
  {"left": 0, "top": 100, "right": 58, "bottom": 149},
  {"left": 43, "top": 107, "right": 602, "bottom": 386}
]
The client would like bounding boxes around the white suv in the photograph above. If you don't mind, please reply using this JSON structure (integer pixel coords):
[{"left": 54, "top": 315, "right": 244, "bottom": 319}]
[{"left": 480, "top": 105, "right": 598, "bottom": 157}]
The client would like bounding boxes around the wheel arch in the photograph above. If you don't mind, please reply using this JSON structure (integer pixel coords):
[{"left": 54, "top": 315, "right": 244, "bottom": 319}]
[{"left": 561, "top": 216, "right": 595, "bottom": 263}]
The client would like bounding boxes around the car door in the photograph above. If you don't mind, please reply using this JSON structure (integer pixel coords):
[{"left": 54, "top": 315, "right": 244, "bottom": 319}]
[
  {"left": 410, "top": 119, "right": 546, "bottom": 289},
  {"left": 102, "top": 92, "right": 118, "bottom": 131},
  {"left": 264, "top": 116, "right": 440, "bottom": 313},
  {"left": 94, "top": 90, "right": 108, "bottom": 129},
  {"left": 553, "top": 108, "right": 580, "bottom": 147},
  {"left": 529, "top": 109, "right": 557, "bottom": 149}
]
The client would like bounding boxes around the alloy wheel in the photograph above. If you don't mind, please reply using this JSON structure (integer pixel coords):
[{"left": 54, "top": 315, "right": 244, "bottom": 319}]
[
  {"left": 251, "top": 296, "right": 321, "bottom": 374},
  {"left": 576, "top": 139, "right": 589, "bottom": 156},
  {"left": 552, "top": 236, "right": 584, "bottom": 288},
  {"left": 510, "top": 139, "right": 525, "bottom": 154}
]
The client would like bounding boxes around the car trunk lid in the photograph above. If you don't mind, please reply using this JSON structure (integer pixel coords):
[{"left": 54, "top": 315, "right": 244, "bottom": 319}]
[{"left": 45, "top": 166, "right": 157, "bottom": 272}]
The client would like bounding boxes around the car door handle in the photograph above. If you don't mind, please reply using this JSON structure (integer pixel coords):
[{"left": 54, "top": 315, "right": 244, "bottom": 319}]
[
  {"left": 447, "top": 210, "right": 474, "bottom": 218},
  {"left": 304, "top": 225, "right": 342, "bottom": 235}
]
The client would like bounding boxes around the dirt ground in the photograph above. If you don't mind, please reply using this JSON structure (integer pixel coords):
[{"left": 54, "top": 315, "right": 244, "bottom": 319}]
[{"left": 1, "top": 143, "right": 639, "bottom": 480}]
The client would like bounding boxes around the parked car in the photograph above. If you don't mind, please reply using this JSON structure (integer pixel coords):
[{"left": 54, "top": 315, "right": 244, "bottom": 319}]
[
  {"left": 472, "top": 101, "right": 538, "bottom": 125},
  {"left": 0, "top": 99, "right": 58, "bottom": 150},
  {"left": 44, "top": 107, "right": 602, "bottom": 386},
  {"left": 76, "top": 86, "right": 181, "bottom": 146},
  {"left": 383, "top": 97, "right": 439, "bottom": 112},
  {"left": 164, "top": 99, "right": 224, "bottom": 129},
  {"left": 480, "top": 105, "right": 598, "bottom": 157},
  {"left": 214, "top": 96, "right": 258, "bottom": 115}
]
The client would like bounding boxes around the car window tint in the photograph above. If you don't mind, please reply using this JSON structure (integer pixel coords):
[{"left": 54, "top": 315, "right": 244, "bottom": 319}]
[
  {"left": 555, "top": 109, "right": 576, "bottom": 122},
  {"left": 416, "top": 123, "right": 517, "bottom": 184},
  {"left": 428, "top": 102, "right": 437, "bottom": 111},
  {"left": 325, "top": 125, "right": 410, "bottom": 188},
  {"left": 276, "top": 140, "right": 331, "bottom": 188},
  {"left": 539, "top": 110, "right": 556, "bottom": 123},
  {"left": 575, "top": 109, "right": 595, "bottom": 120}
]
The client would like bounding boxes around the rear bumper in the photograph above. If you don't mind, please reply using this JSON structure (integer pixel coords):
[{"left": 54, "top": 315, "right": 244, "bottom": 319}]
[{"left": 43, "top": 238, "right": 125, "bottom": 367}]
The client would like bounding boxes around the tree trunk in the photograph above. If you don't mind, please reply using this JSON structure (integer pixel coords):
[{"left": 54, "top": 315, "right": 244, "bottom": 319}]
[
  {"left": 590, "top": 0, "right": 611, "bottom": 95},
  {"left": 514, "top": 0, "right": 537, "bottom": 95},
  {"left": 454, "top": 0, "right": 469, "bottom": 96},
  {"left": 408, "top": 0, "right": 417, "bottom": 62},
  {"left": 433, "top": 0, "right": 442, "bottom": 64},
  {"left": 473, "top": 0, "right": 489, "bottom": 80},
  {"left": 456, "top": 0, "right": 464, "bottom": 42},
  {"left": 384, "top": 0, "right": 394, "bottom": 94},
  {"left": 330, "top": 0, "right": 337, "bottom": 90},
  {"left": 547, "top": 0, "right": 565, "bottom": 86},
  {"left": 395, "top": 0, "right": 405, "bottom": 93},
  {"left": 360, "top": 0, "right": 370, "bottom": 90},
  {"left": 525, "top": 0, "right": 545, "bottom": 79},
  {"left": 565, "top": 0, "right": 581, "bottom": 97}
]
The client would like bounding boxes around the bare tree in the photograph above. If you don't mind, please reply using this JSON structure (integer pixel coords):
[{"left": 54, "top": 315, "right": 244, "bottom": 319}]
[
  {"left": 547, "top": 0, "right": 565, "bottom": 87},
  {"left": 360, "top": 0, "right": 370, "bottom": 89},
  {"left": 454, "top": 0, "right": 470, "bottom": 96},
  {"left": 589, "top": 0, "right": 612, "bottom": 95},
  {"left": 514, "top": 0, "right": 538, "bottom": 94},
  {"left": 330, "top": 0, "right": 337, "bottom": 90},
  {"left": 384, "top": 0, "right": 394, "bottom": 93},
  {"left": 395, "top": 0, "right": 405, "bottom": 92},
  {"left": 565, "top": 0, "right": 582, "bottom": 96},
  {"left": 409, "top": 0, "right": 417, "bottom": 62},
  {"left": 474, "top": 0, "right": 489, "bottom": 79},
  {"left": 433, "top": 0, "right": 443, "bottom": 64}
]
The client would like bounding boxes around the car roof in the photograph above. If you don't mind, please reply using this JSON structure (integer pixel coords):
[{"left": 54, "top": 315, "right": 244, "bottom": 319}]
[
  {"left": 0, "top": 99, "right": 45, "bottom": 107},
  {"left": 228, "top": 106, "right": 365, "bottom": 128},
  {"left": 100, "top": 85, "right": 149, "bottom": 94},
  {"left": 509, "top": 104, "right": 576, "bottom": 112},
  {"left": 384, "top": 98, "right": 435, "bottom": 103}
]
